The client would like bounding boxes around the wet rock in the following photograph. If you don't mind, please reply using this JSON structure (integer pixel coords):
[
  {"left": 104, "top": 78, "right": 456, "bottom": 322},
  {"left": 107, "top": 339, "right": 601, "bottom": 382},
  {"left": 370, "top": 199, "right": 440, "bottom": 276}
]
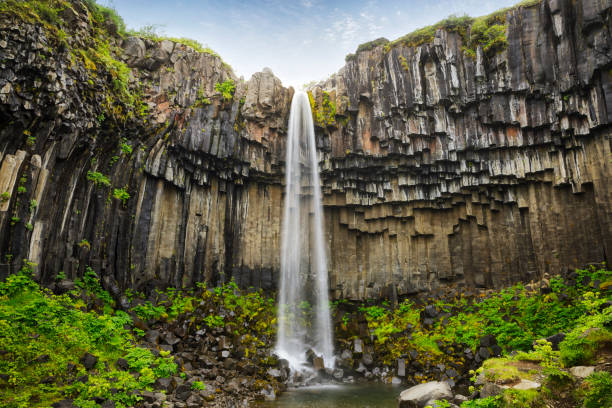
[
  {"left": 260, "top": 385, "right": 276, "bottom": 401},
  {"left": 313, "top": 356, "right": 325, "bottom": 371}
]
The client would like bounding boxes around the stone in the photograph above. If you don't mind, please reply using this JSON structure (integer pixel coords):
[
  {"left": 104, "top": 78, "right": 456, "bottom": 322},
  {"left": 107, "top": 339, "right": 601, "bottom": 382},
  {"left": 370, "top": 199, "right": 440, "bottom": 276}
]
[
  {"left": 333, "top": 368, "right": 344, "bottom": 380},
  {"left": 80, "top": 353, "right": 98, "bottom": 370},
  {"left": 116, "top": 358, "right": 129, "bottom": 371},
  {"left": 545, "top": 333, "right": 566, "bottom": 350},
  {"left": 569, "top": 366, "right": 596, "bottom": 379},
  {"left": 392, "top": 376, "right": 402, "bottom": 385},
  {"left": 397, "top": 359, "right": 406, "bottom": 377},
  {"left": 512, "top": 379, "right": 541, "bottom": 391},
  {"left": 52, "top": 399, "right": 77, "bottom": 408},
  {"left": 145, "top": 330, "right": 161, "bottom": 344},
  {"left": 163, "top": 331, "right": 181, "bottom": 345},
  {"left": 453, "top": 394, "right": 468, "bottom": 404},
  {"left": 480, "top": 382, "right": 504, "bottom": 398},
  {"left": 175, "top": 384, "right": 192, "bottom": 401},
  {"left": 154, "top": 377, "right": 174, "bottom": 393},
  {"left": 354, "top": 338, "right": 363, "bottom": 354},
  {"left": 362, "top": 353, "right": 374, "bottom": 366},
  {"left": 261, "top": 385, "right": 275, "bottom": 401},
  {"left": 479, "top": 335, "right": 497, "bottom": 348},
  {"left": 267, "top": 368, "right": 282, "bottom": 378},
  {"left": 313, "top": 356, "right": 325, "bottom": 371},
  {"left": 398, "top": 381, "right": 453, "bottom": 408},
  {"left": 100, "top": 400, "right": 115, "bottom": 408}
]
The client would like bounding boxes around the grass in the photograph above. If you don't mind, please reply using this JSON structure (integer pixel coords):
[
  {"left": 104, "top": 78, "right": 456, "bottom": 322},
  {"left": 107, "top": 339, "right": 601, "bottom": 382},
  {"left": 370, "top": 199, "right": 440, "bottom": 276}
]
[{"left": 126, "top": 24, "right": 228, "bottom": 67}]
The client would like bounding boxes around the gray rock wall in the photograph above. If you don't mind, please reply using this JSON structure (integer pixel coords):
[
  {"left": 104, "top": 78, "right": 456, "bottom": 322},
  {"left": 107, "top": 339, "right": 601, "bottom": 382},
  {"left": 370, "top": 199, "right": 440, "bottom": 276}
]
[{"left": 0, "top": 0, "right": 610, "bottom": 299}]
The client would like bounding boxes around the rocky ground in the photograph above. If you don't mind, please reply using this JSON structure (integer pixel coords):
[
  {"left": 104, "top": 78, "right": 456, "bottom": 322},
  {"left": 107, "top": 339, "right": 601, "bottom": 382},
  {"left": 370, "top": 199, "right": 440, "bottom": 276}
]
[{"left": 39, "top": 264, "right": 609, "bottom": 408}]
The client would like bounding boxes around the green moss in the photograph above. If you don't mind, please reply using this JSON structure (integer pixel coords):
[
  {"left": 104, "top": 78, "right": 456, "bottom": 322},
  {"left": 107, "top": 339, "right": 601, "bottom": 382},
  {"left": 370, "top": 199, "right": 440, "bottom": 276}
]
[
  {"left": 308, "top": 90, "right": 336, "bottom": 127},
  {"left": 483, "top": 358, "right": 523, "bottom": 384},
  {"left": 502, "top": 389, "right": 544, "bottom": 408}
]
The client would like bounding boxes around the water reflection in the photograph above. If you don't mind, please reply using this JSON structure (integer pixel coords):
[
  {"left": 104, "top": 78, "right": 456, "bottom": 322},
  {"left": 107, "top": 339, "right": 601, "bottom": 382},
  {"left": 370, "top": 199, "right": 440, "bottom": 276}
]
[{"left": 257, "top": 383, "right": 401, "bottom": 408}]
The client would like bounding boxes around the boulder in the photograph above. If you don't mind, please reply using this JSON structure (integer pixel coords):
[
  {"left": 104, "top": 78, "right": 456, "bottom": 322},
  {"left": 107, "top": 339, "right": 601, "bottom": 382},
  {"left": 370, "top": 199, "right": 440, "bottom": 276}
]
[
  {"left": 569, "top": 366, "right": 596, "bottom": 379},
  {"left": 80, "top": 353, "right": 98, "bottom": 370},
  {"left": 398, "top": 381, "right": 453, "bottom": 408}
]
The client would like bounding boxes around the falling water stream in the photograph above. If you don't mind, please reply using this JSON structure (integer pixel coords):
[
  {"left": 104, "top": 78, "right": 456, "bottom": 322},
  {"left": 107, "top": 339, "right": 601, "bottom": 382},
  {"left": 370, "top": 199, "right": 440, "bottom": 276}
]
[{"left": 276, "top": 91, "right": 334, "bottom": 373}]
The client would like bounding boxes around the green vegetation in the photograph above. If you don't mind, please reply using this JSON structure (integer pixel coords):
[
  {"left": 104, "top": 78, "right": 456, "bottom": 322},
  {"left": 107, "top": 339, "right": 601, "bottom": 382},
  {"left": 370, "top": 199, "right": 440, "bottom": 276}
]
[
  {"left": 86, "top": 171, "right": 110, "bottom": 187},
  {"left": 215, "top": 79, "right": 236, "bottom": 101},
  {"left": 78, "top": 239, "right": 91, "bottom": 250},
  {"left": 127, "top": 24, "right": 221, "bottom": 58},
  {"left": 0, "top": 263, "right": 176, "bottom": 408},
  {"left": 119, "top": 138, "right": 132, "bottom": 156},
  {"left": 580, "top": 371, "right": 612, "bottom": 408},
  {"left": 335, "top": 265, "right": 611, "bottom": 383},
  {"left": 82, "top": 0, "right": 126, "bottom": 36},
  {"left": 308, "top": 90, "right": 337, "bottom": 127},
  {"left": 112, "top": 188, "right": 130, "bottom": 206},
  {"left": 0, "top": 192, "right": 10, "bottom": 202},
  {"left": 346, "top": 0, "right": 543, "bottom": 61},
  {"left": 194, "top": 87, "right": 212, "bottom": 107},
  {"left": 191, "top": 380, "right": 206, "bottom": 391},
  {"left": 346, "top": 37, "right": 389, "bottom": 62}
]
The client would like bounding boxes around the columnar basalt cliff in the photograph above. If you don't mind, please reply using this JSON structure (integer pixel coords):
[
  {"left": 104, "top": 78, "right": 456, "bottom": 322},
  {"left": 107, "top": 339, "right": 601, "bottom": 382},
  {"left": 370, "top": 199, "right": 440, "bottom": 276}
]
[{"left": 0, "top": 0, "right": 610, "bottom": 300}]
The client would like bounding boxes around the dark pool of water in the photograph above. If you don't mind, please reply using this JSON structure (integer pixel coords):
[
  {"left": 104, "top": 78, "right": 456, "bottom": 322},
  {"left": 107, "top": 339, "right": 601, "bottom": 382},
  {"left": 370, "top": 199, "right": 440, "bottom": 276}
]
[{"left": 257, "top": 383, "right": 402, "bottom": 408}]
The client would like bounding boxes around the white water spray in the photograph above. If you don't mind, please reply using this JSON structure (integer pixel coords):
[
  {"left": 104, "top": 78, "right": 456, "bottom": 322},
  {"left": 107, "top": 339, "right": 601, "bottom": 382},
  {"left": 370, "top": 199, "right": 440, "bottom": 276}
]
[{"left": 276, "top": 91, "right": 334, "bottom": 373}]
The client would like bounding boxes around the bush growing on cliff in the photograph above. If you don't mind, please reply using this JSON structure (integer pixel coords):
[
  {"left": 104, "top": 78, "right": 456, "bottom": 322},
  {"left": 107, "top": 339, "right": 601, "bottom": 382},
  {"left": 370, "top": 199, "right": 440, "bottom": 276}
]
[{"left": 215, "top": 79, "right": 236, "bottom": 101}]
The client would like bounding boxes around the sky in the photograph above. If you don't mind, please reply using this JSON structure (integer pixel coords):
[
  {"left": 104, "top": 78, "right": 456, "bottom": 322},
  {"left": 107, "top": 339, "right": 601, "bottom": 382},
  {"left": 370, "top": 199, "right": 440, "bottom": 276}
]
[{"left": 107, "top": 0, "right": 520, "bottom": 88}]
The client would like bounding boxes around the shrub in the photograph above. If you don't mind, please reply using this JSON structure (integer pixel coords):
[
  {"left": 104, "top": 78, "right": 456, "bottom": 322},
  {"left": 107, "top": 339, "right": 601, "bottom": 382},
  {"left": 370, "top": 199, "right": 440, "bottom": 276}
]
[
  {"left": 580, "top": 371, "right": 612, "bottom": 408},
  {"left": 87, "top": 171, "right": 110, "bottom": 187},
  {"left": 215, "top": 79, "right": 236, "bottom": 101},
  {"left": 113, "top": 188, "right": 130, "bottom": 206},
  {"left": 191, "top": 381, "right": 206, "bottom": 391}
]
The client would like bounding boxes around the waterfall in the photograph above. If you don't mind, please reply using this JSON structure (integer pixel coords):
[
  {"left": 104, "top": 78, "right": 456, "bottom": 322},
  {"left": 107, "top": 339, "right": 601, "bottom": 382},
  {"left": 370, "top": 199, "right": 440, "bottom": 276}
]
[{"left": 276, "top": 91, "right": 334, "bottom": 373}]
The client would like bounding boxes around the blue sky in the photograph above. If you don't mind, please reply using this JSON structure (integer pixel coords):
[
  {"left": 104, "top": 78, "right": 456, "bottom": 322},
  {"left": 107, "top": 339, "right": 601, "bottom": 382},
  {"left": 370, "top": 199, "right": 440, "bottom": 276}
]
[{"left": 108, "top": 0, "right": 520, "bottom": 88}]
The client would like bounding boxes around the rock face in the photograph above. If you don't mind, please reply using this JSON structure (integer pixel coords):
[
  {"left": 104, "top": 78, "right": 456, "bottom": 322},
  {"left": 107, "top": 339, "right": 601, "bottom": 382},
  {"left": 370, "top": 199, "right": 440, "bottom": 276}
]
[{"left": 0, "top": 0, "right": 611, "bottom": 299}]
